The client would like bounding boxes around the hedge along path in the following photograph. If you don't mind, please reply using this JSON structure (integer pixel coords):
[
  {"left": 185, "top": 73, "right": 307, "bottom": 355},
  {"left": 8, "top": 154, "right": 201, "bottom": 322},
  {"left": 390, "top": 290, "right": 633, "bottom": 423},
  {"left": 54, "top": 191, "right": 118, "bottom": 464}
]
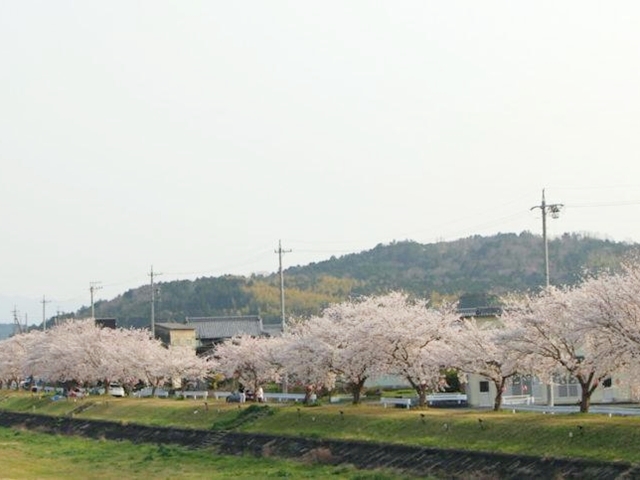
[{"left": 0, "top": 410, "right": 638, "bottom": 479}]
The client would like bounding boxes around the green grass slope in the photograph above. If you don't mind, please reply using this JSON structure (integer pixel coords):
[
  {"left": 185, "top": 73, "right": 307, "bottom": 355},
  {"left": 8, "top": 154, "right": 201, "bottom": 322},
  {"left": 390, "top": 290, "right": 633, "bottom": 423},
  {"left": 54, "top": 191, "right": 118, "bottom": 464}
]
[{"left": 2, "top": 391, "right": 640, "bottom": 464}]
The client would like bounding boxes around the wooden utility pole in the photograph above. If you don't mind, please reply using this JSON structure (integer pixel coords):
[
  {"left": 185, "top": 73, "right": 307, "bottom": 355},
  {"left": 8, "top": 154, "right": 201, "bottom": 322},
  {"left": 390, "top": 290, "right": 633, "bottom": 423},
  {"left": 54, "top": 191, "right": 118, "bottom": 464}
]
[
  {"left": 530, "top": 189, "right": 563, "bottom": 287},
  {"left": 275, "top": 240, "right": 291, "bottom": 332},
  {"left": 531, "top": 188, "right": 563, "bottom": 408},
  {"left": 90, "top": 281, "right": 102, "bottom": 319},
  {"left": 41, "top": 295, "right": 51, "bottom": 331},
  {"left": 12, "top": 307, "right": 23, "bottom": 335},
  {"left": 149, "top": 266, "right": 162, "bottom": 337}
]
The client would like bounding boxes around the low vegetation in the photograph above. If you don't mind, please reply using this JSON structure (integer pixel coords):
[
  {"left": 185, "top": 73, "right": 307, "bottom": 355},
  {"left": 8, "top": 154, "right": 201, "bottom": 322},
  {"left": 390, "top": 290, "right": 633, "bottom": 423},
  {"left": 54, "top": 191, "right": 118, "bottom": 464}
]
[{"left": 3, "top": 391, "right": 640, "bottom": 465}]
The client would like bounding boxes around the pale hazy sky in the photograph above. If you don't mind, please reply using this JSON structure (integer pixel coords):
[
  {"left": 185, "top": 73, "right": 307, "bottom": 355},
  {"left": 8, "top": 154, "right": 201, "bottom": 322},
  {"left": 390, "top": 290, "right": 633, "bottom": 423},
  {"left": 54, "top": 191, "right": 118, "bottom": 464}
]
[{"left": 3, "top": 1, "right": 640, "bottom": 324}]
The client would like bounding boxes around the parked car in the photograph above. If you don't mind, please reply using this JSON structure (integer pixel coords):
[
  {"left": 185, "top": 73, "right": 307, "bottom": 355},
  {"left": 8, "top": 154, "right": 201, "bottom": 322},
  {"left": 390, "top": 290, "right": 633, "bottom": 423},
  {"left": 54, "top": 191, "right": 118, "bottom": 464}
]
[
  {"left": 68, "top": 387, "right": 86, "bottom": 398},
  {"left": 108, "top": 383, "right": 125, "bottom": 397},
  {"left": 226, "top": 392, "right": 242, "bottom": 403}
]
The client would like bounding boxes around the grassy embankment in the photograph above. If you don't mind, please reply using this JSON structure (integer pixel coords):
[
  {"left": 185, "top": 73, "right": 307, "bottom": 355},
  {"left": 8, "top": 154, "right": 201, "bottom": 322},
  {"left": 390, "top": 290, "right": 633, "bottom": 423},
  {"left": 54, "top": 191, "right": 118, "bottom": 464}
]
[
  {"left": 0, "top": 426, "right": 408, "bottom": 479},
  {"left": 2, "top": 391, "right": 640, "bottom": 465}
]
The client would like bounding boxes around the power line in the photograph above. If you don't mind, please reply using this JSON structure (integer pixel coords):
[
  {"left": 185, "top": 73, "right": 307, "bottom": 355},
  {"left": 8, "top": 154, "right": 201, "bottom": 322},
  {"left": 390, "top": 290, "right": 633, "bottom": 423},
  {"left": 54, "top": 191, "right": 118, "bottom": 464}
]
[{"left": 567, "top": 200, "right": 640, "bottom": 209}]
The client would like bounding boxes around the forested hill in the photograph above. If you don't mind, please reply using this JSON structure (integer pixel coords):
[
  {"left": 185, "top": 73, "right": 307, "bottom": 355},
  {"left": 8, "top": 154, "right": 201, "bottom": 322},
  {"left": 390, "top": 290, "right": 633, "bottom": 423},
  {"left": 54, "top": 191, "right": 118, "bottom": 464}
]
[{"left": 80, "top": 232, "right": 637, "bottom": 329}]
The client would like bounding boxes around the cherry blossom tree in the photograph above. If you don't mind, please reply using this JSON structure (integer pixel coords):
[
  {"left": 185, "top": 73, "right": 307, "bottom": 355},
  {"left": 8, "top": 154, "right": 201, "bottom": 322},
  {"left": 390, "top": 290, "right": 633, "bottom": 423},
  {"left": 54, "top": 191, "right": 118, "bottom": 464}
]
[
  {"left": 210, "top": 334, "right": 282, "bottom": 395},
  {"left": 0, "top": 330, "right": 44, "bottom": 388},
  {"left": 451, "top": 316, "right": 529, "bottom": 411},
  {"left": 274, "top": 292, "right": 458, "bottom": 405},
  {"left": 131, "top": 340, "right": 174, "bottom": 394},
  {"left": 567, "top": 263, "right": 640, "bottom": 398},
  {"left": 108, "top": 327, "right": 170, "bottom": 393},
  {"left": 23, "top": 320, "right": 89, "bottom": 387},
  {"left": 501, "top": 286, "right": 623, "bottom": 413},
  {"left": 366, "top": 292, "right": 459, "bottom": 407},
  {"left": 0, "top": 319, "right": 212, "bottom": 396},
  {"left": 27, "top": 319, "right": 123, "bottom": 390},
  {"left": 576, "top": 263, "right": 640, "bottom": 359},
  {"left": 165, "top": 345, "right": 212, "bottom": 391},
  {"left": 316, "top": 295, "right": 393, "bottom": 404},
  {"left": 276, "top": 319, "right": 337, "bottom": 403}
]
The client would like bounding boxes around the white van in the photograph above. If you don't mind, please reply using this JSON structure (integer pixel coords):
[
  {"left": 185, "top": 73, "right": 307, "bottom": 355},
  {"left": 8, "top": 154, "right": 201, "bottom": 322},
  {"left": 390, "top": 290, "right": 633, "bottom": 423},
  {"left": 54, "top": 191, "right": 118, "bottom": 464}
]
[{"left": 108, "top": 383, "right": 125, "bottom": 397}]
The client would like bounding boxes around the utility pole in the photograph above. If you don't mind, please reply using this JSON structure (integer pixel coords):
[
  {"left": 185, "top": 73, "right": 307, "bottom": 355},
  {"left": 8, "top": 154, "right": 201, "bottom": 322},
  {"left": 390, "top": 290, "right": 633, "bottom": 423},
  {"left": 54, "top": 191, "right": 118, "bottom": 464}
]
[
  {"left": 12, "top": 307, "right": 22, "bottom": 335},
  {"left": 41, "top": 295, "right": 51, "bottom": 331},
  {"left": 275, "top": 240, "right": 292, "bottom": 332},
  {"left": 531, "top": 188, "right": 563, "bottom": 407},
  {"left": 90, "top": 281, "right": 102, "bottom": 319},
  {"left": 530, "top": 189, "right": 563, "bottom": 287},
  {"left": 149, "top": 266, "right": 162, "bottom": 337}
]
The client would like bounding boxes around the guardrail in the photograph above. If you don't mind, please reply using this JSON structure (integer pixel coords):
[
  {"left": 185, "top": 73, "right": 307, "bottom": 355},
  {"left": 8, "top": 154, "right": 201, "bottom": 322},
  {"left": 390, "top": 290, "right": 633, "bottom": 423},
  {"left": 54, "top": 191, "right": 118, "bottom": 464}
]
[{"left": 176, "top": 391, "right": 208, "bottom": 400}]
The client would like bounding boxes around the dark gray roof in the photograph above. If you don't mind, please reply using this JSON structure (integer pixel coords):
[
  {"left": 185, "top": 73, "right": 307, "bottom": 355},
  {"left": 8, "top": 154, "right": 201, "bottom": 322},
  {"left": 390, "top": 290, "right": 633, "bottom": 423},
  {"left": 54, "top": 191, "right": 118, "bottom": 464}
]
[
  {"left": 458, "top": 307, "right": 502, "bottom": 318},
  {"left": 155, "top": 322, "right": 196, "bottom": 331},
  {"left": 185, "top": 315, "right": 264, "bottom": 340}
]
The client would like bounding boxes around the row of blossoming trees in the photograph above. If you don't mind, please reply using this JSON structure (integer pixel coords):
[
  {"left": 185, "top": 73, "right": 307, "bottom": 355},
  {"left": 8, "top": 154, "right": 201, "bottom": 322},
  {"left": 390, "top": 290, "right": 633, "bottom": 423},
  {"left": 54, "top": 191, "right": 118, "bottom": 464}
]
[
  {"left": 0, "top": 319, "right": 210, "bottom": 395},
  {"left": 3, "top": 262, "right": 640, "bottom": 413},
  {"left": 213, "top": 262, "right": 640, "bottom": 413}
]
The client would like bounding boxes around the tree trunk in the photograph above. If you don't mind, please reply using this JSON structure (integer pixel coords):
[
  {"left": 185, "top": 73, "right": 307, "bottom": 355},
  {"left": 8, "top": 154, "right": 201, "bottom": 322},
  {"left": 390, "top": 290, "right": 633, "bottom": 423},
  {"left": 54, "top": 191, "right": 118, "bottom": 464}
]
[
  {"left": 577, "top": 374, "right": 597, "bottom": 413},
  {"left": 304, "top": 385, "right": 314, "bottom": 405},
  {"left": 418, "top": 389, "right": 427, "bottom": 407},
  {"left": 579, "top": 394, "right": 590, "bottom": 413},
  {"left": 350, "top": 379, "right": 366, "bottom": 404},
  {"left": 406, "top": 378, "right": 428, "bottom": 407},
  {"left": 493, "top": 379, "right": 505, "bottom": 412},
  {"left": 578, "top": 380, "right": 592, "bottom": 413}
]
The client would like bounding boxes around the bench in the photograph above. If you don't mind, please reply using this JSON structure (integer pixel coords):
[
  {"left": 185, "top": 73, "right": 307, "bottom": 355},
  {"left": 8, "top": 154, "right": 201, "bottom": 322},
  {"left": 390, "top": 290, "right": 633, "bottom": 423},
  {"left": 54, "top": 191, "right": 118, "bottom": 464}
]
[
  {"left": 132, "top": 388, "right": 169, "bottom": 398},
  {"left": 502, "top": 394, "right": 534, "bottom": 405},
  {"left": 176, "top": 391, "right": 208, "bottom": 400},
  {"left": 380, "top": 397, "right": 413, "bottom": 409},
  {"left": 263, "top": 393, "right": 306, "bottom": 403},
  {"left": 426, "top": 393, "right": 468, "bottom": 407}
]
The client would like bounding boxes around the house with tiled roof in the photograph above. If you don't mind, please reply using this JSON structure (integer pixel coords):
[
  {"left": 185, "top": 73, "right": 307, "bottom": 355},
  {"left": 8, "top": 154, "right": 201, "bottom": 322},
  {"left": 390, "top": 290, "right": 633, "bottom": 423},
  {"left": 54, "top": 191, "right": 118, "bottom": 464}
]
[
  {"left": 185, "top": 315, "right": 270, "bottom": 354},
  {"left": 155, "top": 322, "right": 197, "bottom": 349}
]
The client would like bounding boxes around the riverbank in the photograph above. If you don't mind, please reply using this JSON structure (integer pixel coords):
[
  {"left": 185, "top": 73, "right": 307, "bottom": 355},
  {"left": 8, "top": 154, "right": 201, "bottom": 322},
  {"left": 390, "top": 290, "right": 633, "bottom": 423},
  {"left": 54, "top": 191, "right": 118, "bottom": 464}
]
[{"left": 2, "top": 391, "right": 640, "bottom": 478}]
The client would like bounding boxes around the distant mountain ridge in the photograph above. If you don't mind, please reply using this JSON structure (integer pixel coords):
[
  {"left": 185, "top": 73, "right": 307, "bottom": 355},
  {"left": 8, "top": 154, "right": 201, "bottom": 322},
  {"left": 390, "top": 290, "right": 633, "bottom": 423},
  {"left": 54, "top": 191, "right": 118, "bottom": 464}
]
[{"left": 14, "top": 232, "right": 640, "bottom": 332}]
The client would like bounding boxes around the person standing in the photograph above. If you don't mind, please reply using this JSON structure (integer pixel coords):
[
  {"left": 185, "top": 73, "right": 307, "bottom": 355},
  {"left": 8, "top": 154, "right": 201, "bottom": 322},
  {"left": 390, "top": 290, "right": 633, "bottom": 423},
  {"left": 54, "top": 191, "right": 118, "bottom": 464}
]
[{"left": 238, "top": 383, "right": 246, "bottom": 403}]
